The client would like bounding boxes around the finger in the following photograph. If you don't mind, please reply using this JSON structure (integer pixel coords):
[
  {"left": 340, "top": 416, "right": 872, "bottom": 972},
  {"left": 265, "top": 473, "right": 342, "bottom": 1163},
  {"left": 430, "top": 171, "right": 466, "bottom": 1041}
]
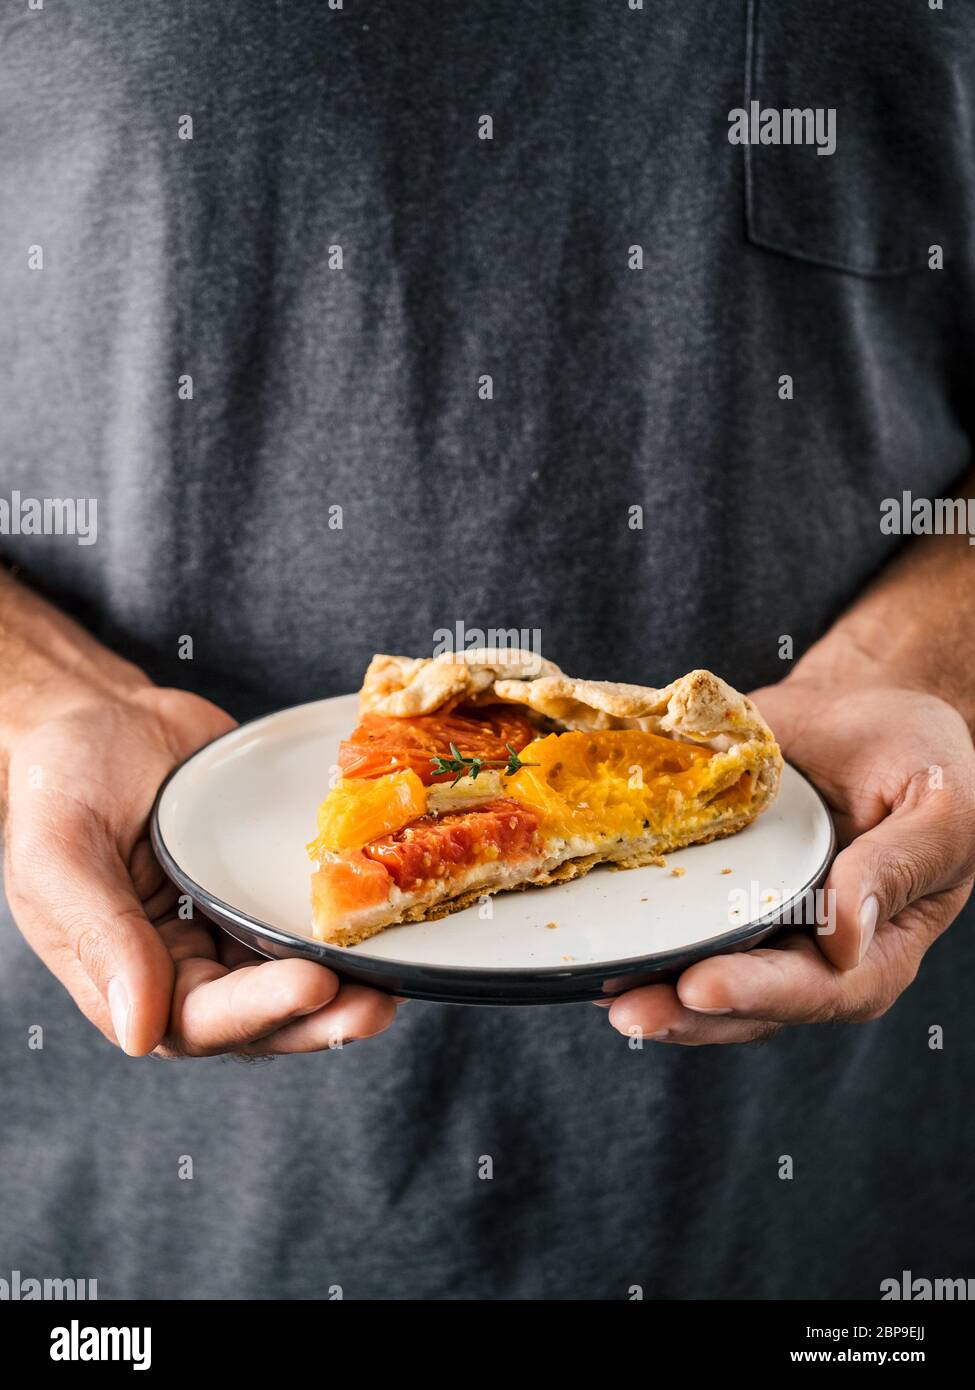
[
  {"left": 675, "top": 934, "right": 858, "bottom": 1024},
  {"left": 216, "top": 929, "right": 266, "bottom": 969},
  {"left": 6, "top": 816, "right": 175, "bottom": 1056},
  {"left": 673, "top": 908, "right": 958, "bottom": 1026},
  {"left": 817, "top": 794, "right": 975, "bottom": 971},
  {"left": 240, "top": 982, "right": 400, "bottom": 1055},
  {"left": 142, "top": 881, "right": 179, "bottom": 925},
  {"left": 128, "top": 836, "right": 166, "bottom": 902},
  {"left": 606, "top": 982, "right": 783, "bottom": 1046},
  {"left": 164, "top": 957, "right": 341, "bottom": 1057},
  {"left": 128, "top": 836, "right": 180, "bottom": 924},
  {"left": 156, "top": 915, "right": 219, "bottom": 963},
  {"left": 161, "top": 907, "right": 260, "bottom": 967}
]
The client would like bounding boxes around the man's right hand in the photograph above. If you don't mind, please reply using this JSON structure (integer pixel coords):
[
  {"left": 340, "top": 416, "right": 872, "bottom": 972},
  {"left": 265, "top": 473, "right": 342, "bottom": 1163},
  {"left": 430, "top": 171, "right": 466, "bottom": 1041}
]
[{"left": 2, "top": 678, "right": 401, "bottom": 1058}]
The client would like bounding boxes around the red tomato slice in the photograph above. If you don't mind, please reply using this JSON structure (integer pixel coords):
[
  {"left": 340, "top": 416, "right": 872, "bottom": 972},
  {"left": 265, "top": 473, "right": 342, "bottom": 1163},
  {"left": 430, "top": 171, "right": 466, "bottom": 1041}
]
[
  {"left": 363, "top": 798, "right": 542, "bottom": 891},
  {"left": 339, "top": 704, "right": 539, "bottom": 785}
]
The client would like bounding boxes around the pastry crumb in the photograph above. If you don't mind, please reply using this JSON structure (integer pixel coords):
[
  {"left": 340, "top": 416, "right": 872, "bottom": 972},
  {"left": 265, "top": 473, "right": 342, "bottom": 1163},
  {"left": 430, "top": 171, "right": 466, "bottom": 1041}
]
[
  {"left": 720, "top": 867, "right": 733, "bottom": 875},
  {"left": 670, "top": 866, "right": 686, "bottom": 878},
  {"left": 763, "top": 893, "right": 776, "bottom": 902},
  {"left": 639, "top": 896, "right": 648, "bottom": 902},
  {"left": 545, "top": 921, "right": 558, "bottom": 930},
  {"left": 561, "top": 954, "right": 575, "bottom": 962}
]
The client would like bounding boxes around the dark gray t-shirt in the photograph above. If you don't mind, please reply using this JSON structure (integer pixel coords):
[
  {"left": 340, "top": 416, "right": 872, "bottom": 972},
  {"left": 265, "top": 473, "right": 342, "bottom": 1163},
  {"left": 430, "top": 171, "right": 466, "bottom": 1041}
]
[{"left": 1, "top": 1, "right": 973, "bottom": 1298}]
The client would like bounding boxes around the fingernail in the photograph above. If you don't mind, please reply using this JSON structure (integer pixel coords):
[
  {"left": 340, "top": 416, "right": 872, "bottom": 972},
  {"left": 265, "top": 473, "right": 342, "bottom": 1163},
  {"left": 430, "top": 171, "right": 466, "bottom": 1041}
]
[
  {"left": 683, "top": 1004, "right": 733, "bottom": 1015},
  {"left": 857, "top": 894, "right": 879, "bottom": 964},
  {"left": 108, "top": 978, "right": 130, "bottom": 1053},
  {"left": 650, "top": 1028, "right": 671, "bottom": 1040}
]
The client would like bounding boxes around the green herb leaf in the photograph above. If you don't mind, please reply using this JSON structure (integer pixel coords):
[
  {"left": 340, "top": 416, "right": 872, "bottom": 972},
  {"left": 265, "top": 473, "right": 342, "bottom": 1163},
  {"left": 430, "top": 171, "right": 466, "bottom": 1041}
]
[{"left": 429, "top": 742, "right": 539, "bottom": 785}]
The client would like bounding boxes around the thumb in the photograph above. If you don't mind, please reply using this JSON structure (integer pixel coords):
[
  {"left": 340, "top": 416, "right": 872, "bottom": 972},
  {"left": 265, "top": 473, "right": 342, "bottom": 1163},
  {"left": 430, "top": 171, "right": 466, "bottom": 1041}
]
[
  {"left": 817, "top": 801, "right": 965, "bottom": 972},
  {"left": 6, "top": 819, "right": 175, "bottom": 1055}
]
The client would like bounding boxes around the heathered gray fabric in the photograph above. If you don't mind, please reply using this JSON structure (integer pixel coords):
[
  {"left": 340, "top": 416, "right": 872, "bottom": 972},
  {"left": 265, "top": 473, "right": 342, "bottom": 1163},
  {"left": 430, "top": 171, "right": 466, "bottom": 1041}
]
[{"left": 1, "top": 1, "right": 974, "bottom": 1298}]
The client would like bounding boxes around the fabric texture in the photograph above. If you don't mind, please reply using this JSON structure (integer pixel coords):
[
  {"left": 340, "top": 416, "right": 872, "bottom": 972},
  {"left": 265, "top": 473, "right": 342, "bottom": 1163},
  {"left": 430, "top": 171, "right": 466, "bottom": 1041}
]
[{"left": 1, "top": 0, "right": 973, "bottom": 1298}]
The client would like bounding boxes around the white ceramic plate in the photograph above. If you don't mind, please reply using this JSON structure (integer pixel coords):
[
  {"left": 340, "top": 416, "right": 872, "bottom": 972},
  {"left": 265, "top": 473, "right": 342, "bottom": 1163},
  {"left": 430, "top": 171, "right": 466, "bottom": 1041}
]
[{"left": 151, "top": 695, "right": 835, "bottom": 1005}]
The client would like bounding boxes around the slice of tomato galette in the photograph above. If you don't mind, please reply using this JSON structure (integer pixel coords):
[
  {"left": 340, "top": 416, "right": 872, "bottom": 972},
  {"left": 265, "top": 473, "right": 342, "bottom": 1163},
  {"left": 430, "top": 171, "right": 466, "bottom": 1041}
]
[{"left": 307, "top": 649, "right": 783, "bottom": 946}]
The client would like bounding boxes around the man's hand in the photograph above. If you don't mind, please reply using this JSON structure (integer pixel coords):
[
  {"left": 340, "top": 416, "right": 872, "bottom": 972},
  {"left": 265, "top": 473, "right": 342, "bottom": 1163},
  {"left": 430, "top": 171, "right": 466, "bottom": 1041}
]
[
  {"left": 602, "top": 672, "right": 975, "bottom": 1045},
  {"left": 2, "top": 676, "right": 400, "bottom": 1058}
]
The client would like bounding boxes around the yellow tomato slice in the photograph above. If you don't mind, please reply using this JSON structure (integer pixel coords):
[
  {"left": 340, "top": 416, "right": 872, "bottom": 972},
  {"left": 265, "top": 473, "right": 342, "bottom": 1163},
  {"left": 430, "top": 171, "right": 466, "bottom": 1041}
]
[
  {"left": 507, "top": 729, "right": 717, "bottom": 839},
  {"left": 307, "top": 769, "right": 427, "bottom": 857}
]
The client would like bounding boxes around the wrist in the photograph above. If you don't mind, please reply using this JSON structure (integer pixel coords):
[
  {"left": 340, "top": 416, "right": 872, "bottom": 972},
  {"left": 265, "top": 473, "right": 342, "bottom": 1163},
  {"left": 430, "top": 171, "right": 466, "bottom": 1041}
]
[
  {"left": 791, "top": 618, "right": 975, "bottom": 727},
  {"left": 0, "top": 664, "right": 152, "bottom": 756},
  {"left": 791, "top": 623, "right": 897, "bottom": 688},
  {"left": 0, "top": 574, "right": 152, "bottom": 756}
]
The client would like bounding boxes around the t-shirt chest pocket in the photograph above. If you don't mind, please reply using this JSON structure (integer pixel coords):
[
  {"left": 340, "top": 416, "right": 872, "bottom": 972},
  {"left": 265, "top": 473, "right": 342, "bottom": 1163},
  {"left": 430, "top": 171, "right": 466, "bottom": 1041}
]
[{"left": 743, "top": 0, "right": 973, "bottom": 277}]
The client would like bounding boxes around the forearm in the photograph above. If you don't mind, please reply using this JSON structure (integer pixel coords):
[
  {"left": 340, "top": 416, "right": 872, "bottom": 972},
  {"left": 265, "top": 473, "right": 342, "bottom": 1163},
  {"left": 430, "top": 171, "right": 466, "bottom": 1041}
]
[
  {"left": 0, "top": 568, "right": 150, "bottom": 754},
  {"left": 793, "top": 469, "right": 975, "bottom": 730}
]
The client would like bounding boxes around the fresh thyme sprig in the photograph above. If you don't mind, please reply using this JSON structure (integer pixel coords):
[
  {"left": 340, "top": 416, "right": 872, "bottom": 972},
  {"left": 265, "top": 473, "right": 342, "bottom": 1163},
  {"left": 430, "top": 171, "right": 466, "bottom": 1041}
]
[{"left": 430, "top": 742, "right": 538, "bottom": 788}]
